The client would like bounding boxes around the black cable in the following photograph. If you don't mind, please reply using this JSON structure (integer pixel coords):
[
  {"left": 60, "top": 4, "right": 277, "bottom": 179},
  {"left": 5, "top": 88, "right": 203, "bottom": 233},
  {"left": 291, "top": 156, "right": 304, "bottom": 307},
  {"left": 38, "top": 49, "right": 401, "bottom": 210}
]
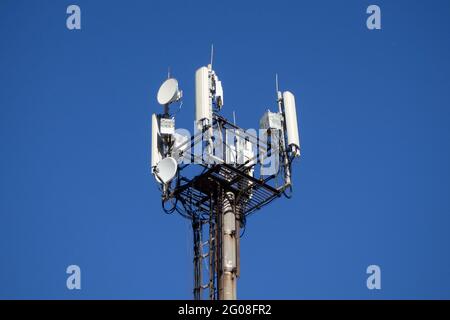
[{"left": 162, "top": 197, "right": 177, "bottom": 214}]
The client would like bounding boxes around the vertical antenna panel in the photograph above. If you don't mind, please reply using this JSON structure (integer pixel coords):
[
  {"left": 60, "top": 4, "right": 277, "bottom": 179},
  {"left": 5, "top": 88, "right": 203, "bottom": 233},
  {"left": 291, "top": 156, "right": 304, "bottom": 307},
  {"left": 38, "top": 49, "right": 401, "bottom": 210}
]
[
  {"left": 151, "top": 113, "right": 162, "bottom": 171},
  {"left": 215, "top": 79, "right": 224, "bottom": 108},
  {"left": 283, "top": 91, "right": 300, "bottom": 150},
  {"left": 195, "top": 66, "right": 211, "bottom": 127}
]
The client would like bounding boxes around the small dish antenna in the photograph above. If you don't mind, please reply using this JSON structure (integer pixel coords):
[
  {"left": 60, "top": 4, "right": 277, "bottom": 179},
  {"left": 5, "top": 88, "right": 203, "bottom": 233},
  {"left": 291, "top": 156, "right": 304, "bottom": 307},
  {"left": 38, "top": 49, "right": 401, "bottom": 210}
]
[
  {"left": 155, "top": 157, "right": 178, "bottom": 184},
  {"left": 157, "top": 78, "right": 182, "bottom": 105}
]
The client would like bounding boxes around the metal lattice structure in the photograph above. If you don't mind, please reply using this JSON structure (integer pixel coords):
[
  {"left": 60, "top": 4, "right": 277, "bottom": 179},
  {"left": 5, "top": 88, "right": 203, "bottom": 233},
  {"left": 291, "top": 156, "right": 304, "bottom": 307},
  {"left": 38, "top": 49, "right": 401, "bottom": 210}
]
[
  {"left": 152, "top": 58, "right": 300, "bottom": 300},
  {"left": 158, "top": 112, "right": 295, "bottom": 299}
]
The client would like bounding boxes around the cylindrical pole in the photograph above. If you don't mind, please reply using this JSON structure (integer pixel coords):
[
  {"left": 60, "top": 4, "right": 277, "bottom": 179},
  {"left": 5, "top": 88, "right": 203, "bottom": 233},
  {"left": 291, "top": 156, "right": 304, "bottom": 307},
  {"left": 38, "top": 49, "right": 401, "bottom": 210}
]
[{"left": 220, "top": 191, "right": 237, "bottom": 300}]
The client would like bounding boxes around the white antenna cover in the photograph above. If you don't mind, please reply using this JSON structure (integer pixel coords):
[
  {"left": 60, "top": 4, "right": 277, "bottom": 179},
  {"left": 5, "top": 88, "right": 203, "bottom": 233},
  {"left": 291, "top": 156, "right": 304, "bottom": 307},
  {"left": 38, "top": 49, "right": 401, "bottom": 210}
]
[
  {"left": 215, "top": 78, "right": 224, "bottom": 108},
  {"left": 151, "top": 113, "right": 162, "bottom": 170},
  {"left": 283, "top": 91, "right": 300, "bottom": 151},
  {"left": 195, "top": 66, "right": 211, "bottom": 127},
  {"left": 157, "top": 78, "right": 182, "bottom": 105},
  {"left": 155, "top": 157, "right": 178, "bottom": 184}
]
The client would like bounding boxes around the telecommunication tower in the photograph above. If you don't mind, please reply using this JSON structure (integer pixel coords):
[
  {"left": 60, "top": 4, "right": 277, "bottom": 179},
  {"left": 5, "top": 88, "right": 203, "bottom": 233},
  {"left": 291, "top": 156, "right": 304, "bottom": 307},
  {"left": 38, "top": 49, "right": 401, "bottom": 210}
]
[{"left": 150, "top": 50, "right": 301, "bottom": 300}]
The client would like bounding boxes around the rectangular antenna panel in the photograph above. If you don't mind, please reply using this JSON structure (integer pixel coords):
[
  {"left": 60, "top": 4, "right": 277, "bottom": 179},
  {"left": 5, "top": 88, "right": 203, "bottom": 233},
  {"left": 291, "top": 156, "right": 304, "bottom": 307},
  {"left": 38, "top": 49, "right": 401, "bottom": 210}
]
[
  {"left": 215, "top": 79, "right": 223, "bottom": 109},
  {"left": 151, "top": 113, "right": 162, "bottom": 170},
  {"left": 283, "top": 91, "right": 300, "bottom": 149},
  {"left": 195, "top": 66, "right": 211, "bottom": 127}
]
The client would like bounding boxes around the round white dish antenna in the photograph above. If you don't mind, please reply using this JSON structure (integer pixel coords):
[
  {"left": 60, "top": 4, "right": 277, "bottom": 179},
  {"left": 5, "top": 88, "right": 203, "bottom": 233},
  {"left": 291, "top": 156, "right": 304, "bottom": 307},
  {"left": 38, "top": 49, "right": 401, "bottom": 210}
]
[
  {"left": 155, "top": 157, "right": 178, "bottom": 184},
  {"left": 157, "top": 78, "right": 182, "bottom": 105}
]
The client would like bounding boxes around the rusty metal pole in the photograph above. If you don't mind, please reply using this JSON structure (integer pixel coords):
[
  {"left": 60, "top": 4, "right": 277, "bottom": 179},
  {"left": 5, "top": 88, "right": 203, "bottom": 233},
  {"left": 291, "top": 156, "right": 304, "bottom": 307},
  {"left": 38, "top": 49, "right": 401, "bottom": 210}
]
[{"left": 220, "top": 191, "right": 238, "bottom": 300}]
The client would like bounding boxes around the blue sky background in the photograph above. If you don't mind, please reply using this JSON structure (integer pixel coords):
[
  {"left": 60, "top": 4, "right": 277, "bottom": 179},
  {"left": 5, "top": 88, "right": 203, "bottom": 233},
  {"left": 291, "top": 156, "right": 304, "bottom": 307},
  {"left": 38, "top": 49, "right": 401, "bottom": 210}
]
[{"left": 1, "top": 0, "right": 450, "bottom": 299}]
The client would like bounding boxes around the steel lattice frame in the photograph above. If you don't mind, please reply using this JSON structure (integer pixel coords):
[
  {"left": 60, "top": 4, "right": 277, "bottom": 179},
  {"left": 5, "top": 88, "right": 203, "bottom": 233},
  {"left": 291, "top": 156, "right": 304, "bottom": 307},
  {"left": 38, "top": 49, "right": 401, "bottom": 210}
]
[{"left": 160, "top": 113, "right": 293, "bottom": 299}]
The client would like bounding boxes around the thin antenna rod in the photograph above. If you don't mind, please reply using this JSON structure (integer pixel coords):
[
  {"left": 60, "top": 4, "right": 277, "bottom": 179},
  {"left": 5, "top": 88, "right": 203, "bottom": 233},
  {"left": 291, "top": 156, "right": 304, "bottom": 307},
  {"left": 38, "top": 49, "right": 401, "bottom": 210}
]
[
  {"left": 210, "top": 44, "right": 214, "bottom": 69},
  {"left": 233, "top": 111, "right": 236, "bottom": 125},
  {"left": 168, "top": 67, "right": 171, "bottom": 79},
  {"left": 275, "top": 73, "right": 279, "bottom": 94},
  {"left": 276, "top": 73, "right": 283, "bottom": 113}
]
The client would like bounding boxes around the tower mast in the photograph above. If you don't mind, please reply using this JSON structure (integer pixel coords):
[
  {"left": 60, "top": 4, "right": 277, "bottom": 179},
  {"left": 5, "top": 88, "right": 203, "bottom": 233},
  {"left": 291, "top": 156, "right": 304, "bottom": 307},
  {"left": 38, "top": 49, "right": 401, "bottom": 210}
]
[{"left": 151, "top": 53, "right": 301, "bottom": 300}]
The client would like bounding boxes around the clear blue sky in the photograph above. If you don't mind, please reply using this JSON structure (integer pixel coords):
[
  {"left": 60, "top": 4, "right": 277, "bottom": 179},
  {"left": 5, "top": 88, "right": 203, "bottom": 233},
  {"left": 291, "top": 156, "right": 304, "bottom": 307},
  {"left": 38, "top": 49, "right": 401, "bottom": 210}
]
[{"left": 1, "top": 0, "right": 450, "bottom": 299}]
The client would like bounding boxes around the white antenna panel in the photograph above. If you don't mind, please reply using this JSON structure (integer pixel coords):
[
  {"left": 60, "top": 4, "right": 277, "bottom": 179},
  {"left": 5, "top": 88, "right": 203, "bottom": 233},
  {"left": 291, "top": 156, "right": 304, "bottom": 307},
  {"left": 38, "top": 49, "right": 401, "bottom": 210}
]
[
  {"left": 215, "top": 79, "right": 224, "bottom": 108},
  {"left": 151, "top": 113, "right": 162, "bottom": 170},
  {"left": 195, "top": 66, "right": 211, "bottom": 127},
  {"left": 283, "top": 91, "right": 300, "bottom": 151},
  {"left": 225, "top": 136, "right": 240, "bottom": 164},
  {"left": 243, "top": 139, "right": 256, "bottom": 168}
]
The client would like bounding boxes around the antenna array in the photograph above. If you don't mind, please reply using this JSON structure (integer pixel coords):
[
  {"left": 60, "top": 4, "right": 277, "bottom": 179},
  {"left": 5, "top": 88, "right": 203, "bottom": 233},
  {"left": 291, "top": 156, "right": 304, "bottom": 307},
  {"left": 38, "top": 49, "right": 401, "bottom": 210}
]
[{"left": 150, "top": 50, "right": 301, "bottom": 300}]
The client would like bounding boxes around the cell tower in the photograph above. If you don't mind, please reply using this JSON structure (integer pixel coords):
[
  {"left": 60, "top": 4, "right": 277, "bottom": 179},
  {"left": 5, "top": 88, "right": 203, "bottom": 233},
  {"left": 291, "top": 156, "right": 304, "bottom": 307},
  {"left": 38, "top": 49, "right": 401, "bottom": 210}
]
[{"left": 150, "top": 51, "right": 301, "bottom": 300}]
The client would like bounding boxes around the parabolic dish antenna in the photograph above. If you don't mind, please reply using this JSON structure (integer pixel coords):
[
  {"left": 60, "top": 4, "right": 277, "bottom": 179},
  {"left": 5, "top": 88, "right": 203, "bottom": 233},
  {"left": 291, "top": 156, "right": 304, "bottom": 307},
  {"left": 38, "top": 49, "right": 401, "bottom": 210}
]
[
  {"left": 157, "top": 78, "right": 182, "bottom": 105},
  {"left": 155, "top": 157, "right": 178, "bottom": 184}
]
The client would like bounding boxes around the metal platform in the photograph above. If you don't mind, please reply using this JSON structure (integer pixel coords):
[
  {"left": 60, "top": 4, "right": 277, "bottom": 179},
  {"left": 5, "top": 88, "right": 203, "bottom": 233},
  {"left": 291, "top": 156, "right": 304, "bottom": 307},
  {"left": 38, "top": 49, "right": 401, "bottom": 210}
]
[
  {"left": 171, "top": 163, "right": 284, "bottom": 217},
  {"left": 164, "top": 113, "right": 290, "bottom": 219}
]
